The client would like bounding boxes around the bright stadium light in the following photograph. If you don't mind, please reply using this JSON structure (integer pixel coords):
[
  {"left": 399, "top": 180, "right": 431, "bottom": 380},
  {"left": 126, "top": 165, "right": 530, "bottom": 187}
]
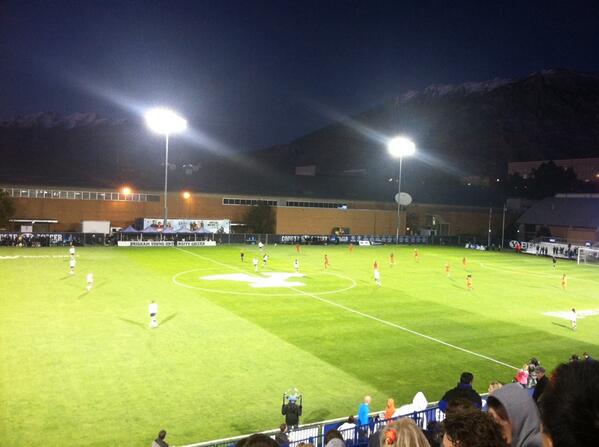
[
  {"left": 387, "top": 136, "right": 416, "bottom": 158},
  {"left": 145, "top": 108, "right": 187, "bottom": 232},
  {"left": 387, "top": 136, "right": 416, "bottom": 242},
  {"left": 145, "top": 108, "right": 187, "bottom": 135},
  {"left": 182, "top": 191, "right": 191, "bottom": 200},
  {"left": 122, "top": 186, "right": 132, "bottom": 195}
]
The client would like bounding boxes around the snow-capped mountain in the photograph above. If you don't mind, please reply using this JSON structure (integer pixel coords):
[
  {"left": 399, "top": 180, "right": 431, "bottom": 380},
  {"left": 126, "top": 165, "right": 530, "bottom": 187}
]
[{"left": 401, "top": 77, "right": 512, "bottom": 101}]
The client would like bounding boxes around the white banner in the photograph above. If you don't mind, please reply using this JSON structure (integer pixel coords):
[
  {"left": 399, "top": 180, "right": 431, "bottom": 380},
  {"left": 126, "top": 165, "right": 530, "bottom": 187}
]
[
  {"left": 142, "top": 218, "right": 230, "bottom": 234},
  {"left": 118, "top": 241, "right": 175, "bottom": 247},
  {"left": 358, "top": 240, "right": 371, "bottom": 246},
  {"left": 177, "top": 241, "right": 217, "bottom": 247}
]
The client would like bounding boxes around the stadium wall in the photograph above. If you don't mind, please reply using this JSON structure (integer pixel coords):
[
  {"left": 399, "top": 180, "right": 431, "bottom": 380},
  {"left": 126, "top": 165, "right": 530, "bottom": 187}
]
[{"left": 4, "top": 186, "right": 498, "bottom": 237}]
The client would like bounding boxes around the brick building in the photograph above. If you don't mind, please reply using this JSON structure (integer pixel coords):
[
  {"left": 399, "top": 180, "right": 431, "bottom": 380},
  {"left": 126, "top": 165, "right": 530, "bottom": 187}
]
[{"left": 2, "top": 184, "right": 501, "bottom": 238}]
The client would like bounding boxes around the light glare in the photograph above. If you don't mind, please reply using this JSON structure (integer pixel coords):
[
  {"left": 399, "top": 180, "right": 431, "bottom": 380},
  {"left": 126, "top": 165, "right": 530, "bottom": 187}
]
[
  {"left": 387, "top": 136, "right": 416, "bottom": 158},
  {"left": 122, "top": 186, "right": 131, "bottom": 195},
  {"left": 145, "top": 108, "right": 187, "bottom": 135},
  {"left": 182, "top": 191, "right": 191, "bottom": 199}
]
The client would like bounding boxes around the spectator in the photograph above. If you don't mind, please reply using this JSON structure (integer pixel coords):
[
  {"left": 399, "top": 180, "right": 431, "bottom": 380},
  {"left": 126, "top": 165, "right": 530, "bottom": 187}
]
[
  {"left": 275, "top": 424, "right": 289, "bottom": 446},
  {"left": 239, "top": 434, "right": 279, "bottom": 447},
  {"left": 446, "top": 397, "right": 477, "bottom": 414},
  {"left": 569, "top": 354, "right": 579, "bottom": 362},
  {"left": 439, "top": 372, "right": 482, "bottom": 413},
  {"left": 379, "top": 418, "right": 431, "bottom": 447},
  {"left": 582, "top": 352, "right": 592, "bottom": 361},
  {"left": 384, "top": 398, "right": 396, "bottom": 420},
  {"left": 337, "top": 416, "right": 357, "bottom": 442},
  {"left": 531, "top": 367, "right": 548, "bottom": 403},
  {"left": 325, "top": 429, "right": 346, "bottom": 447},
  {"left": 151, "top": 430, "right": 169, "bottom": 447},
  {"left": 514, "top": 365, "right": 529, "bottom": 387},
  {"left": 282, "top": 396, "right": 302, "bottom": 428},
  {"left": 358, "top": 396, "right": 371, "bottom": 426},
  {"left": 488, "top": 381, "right": 503, "bottom": 393},
  {"left": 487, "top": 383, "right": 542, "bottom": 447},
  {"left": 442, "top": 407, "right": 507, "bottom": 447},
  {"left": 539, "top": 360, "right": 599, "bottom": 447}
]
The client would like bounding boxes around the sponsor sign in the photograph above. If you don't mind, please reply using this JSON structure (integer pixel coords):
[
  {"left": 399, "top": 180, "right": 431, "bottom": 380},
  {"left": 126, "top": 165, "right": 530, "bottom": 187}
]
[{"left": 177, "top": 241, "right": 216, "bottom": 247}]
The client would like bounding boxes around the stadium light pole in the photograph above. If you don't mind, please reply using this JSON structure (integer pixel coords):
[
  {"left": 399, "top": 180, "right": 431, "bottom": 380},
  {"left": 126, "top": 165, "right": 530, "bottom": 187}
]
[
  {"left": 387, "top": 136, "right": 416, "bottom": 243},
  {"left": 145, "top": 108, "right": 187, "bottom": 231}
]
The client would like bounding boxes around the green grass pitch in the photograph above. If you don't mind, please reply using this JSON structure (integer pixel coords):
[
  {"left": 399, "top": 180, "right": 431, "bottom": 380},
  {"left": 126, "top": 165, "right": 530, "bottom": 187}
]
[{"left": 1, "top": 244, "right": 598, "bottom": 446}]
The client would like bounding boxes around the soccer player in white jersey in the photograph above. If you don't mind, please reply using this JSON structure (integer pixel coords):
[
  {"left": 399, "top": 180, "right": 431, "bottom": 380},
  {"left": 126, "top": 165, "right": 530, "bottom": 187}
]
[
  {"left": 570, "top": 308, "right": 577, "bottom": 331},
  {"left": 149, "top": 301, "right": 158, "bottom": 328},
  {"left": 373, "top": 260, "right": 381, "bottom": 287},
  {"left": 258, "top": 241, "right": 264, "bottom": 250},
  {"left": 86, "top": 272, "right": 93, "bottom": 291},
  {"left": 69, "top": 257, "right": 76, "bottom": 275},
  {"left": 253, "top": 257, "right": 259, "bottom": 272},
  {"left": 263, "top": 253, "right": 268, "bottom": 266},
  {"left": 69, "top": 244, "right": 75, "bottom": 257},
  {"left": 294, "top": 259, "right": 300, "bottom": 273}
]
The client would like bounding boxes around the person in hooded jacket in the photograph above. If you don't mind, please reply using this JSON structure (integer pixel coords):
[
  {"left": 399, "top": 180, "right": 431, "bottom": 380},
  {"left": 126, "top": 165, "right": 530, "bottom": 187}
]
[{"left": 487, "top": 383, "right": 542, "bottom": 447}]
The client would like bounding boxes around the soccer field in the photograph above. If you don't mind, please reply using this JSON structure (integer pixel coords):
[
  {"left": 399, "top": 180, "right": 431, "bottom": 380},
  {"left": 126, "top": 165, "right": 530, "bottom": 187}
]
[{"left": 1, "top": 244, "right": 598, "bottom": 446}]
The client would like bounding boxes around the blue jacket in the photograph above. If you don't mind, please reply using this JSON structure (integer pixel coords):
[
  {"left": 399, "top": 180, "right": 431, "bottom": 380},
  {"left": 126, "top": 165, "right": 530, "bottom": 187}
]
[{"left": 358, "top": 403, "right": 370, "bottom": 426}]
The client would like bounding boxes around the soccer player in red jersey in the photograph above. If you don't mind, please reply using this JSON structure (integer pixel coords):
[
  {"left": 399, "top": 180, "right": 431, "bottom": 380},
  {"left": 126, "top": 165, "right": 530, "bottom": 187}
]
[
  {"left": 445, "top": 262, "right": 451, "bottom": 278},
  {"left": 466, "top": 274, "right": 473, "bottom": 291},
  {"left": 295, "top": 243, "right": 301, "bottom": 254},
  {"left": 389, "top": 252, "right": 395, "bottom": 266},
  {"left": 348, "top": 243, "right": 354, "bottom": 253},
  {"left": 324, "top": 254, "right": 330, "bottom": 269}
]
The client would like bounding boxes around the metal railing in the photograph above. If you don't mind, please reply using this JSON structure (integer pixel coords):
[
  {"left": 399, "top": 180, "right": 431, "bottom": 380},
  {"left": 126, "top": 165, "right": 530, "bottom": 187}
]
[{"left": 181, "top": 405, "right": 443, "bottom": 447}]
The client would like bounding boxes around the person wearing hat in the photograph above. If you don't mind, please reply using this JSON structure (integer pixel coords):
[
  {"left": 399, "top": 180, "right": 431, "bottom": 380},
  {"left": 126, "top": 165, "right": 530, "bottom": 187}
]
[{"left": 532, "top": 366, "right": 548, "bottom": 403}]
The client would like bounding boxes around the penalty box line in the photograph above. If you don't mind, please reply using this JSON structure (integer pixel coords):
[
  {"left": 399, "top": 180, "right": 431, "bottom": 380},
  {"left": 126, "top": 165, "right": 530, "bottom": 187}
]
[{"left": 176, "top": 248, "right": 519, "bottom": 371}]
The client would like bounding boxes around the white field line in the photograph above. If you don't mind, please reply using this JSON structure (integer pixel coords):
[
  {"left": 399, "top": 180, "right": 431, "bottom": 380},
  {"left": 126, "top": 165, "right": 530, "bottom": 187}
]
[{"left": 176, "top": 248, "right": 519, "bottom": 371}]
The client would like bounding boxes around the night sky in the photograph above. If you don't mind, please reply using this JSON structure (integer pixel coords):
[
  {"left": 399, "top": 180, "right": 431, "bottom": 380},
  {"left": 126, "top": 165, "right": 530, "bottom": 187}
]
[{"left": 2, "top": 0, "right": 599, "bottom": 151}]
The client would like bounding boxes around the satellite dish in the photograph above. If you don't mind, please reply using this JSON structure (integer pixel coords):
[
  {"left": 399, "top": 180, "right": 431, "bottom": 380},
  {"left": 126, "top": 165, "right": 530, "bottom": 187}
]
[{"left": 394, "top": 192, "right": 412, "bottom": 206}]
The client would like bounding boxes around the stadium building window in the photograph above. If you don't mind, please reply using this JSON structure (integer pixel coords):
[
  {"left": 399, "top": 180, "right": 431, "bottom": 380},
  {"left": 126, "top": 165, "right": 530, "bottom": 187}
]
[{"left": 222, "top": 197, "right": 278, "bottom": 206}]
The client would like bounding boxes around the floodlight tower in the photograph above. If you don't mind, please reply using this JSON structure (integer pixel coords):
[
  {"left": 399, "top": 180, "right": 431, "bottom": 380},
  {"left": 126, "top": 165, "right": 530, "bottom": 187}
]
[
  {"left": 387, "top": 136, "right": 416, "bottom": 242},
  {"left": 145, "top": 108, "right": 187, "bottom": 230}
]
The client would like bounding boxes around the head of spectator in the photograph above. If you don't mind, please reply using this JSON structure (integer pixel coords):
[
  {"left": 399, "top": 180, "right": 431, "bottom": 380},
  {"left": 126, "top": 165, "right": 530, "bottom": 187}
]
[
  {"left": 380, "top": 418, "right": 431, "bottom": 447},
  {"left": 280, "top": 424, "right": 288, "bottom": 433},
  {"left": 324, "top": 429, "right": 346, "bottom": 447},
  {"left": 488, "top": 381, "right": 503, "bottom": 394},
  {"left": 487, "top": 383, "right": 542, "bottom": 447},
  {"left": 385, "top": 398, "right": 396, "bottom": 420},
  {"left": 240, "top": 434, "right": 279, "bottom": 447},
  {"left": 539, "top": 360, "right": 599, "bottom": 447},
  {"left": 442, "top": 407, "right": 507, "bottom": 447},
  {"left": 569, "top": 354, "right": 579, "bottom": 362},
  {"left": 582, "top": 352, "right": 592, "bottom": 361},
  {"left": 347, "top": 416, "right": 355, "bottom": 424},
  {"left": 364, "top": 395, "right": 372, "bottom": 404},
  {"left": 535, "top": 366, "right": 545, "bottom": 379},
  {"left": 460, "top": 372, "right": 473, "bottom": 385},
  {"left": 446, "top": 397, "right": 477, "bottom": 414}
]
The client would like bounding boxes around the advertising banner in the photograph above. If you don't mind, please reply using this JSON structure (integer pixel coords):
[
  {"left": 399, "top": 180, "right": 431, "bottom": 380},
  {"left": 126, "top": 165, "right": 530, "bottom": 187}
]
[{"left": 141, "top": 218, "right": 230, "bottom": 234}]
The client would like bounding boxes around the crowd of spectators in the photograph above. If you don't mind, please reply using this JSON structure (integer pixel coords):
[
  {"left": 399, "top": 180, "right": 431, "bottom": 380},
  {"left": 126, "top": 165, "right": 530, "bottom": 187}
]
[{"left": 208, "top": 353, "right": 598, "bottom": 447}]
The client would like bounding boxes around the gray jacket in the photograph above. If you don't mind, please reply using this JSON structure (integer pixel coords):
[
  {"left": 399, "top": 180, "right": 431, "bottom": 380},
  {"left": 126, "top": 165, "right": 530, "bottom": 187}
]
[{"left": 491, "top": 383, "right": 542, "bottom": 447}]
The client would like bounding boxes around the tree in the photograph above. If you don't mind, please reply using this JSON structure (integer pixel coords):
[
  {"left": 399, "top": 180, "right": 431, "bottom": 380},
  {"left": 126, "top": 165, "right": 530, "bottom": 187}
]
[
  {"left": 0, "top": 191, "right": 15, "bottom": 229},
  {"left": 244, "top": 204, "right": 276, "bottom": 234}
]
